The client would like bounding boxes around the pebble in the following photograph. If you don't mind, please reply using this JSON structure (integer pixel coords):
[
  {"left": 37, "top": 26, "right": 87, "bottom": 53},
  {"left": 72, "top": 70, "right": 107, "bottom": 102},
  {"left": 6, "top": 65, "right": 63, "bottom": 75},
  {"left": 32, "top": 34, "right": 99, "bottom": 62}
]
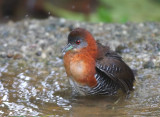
[
  {"left": 0, "top": 52, "right": 7, "bottom": 58},
  {"left": 0, "top": 17, "right": 159, "bottom": 72},
  {"left": 7, "top": 53, "right": 14, "bottom": 58},
  {"left": 143, "top": 60, "right": 155, "bottom": 68},
  {"left": 36, "top": 51, "right": 42, "bottom": 56},
  {"left": 13, "top": 54, "right": 23, "bottom": 59}
]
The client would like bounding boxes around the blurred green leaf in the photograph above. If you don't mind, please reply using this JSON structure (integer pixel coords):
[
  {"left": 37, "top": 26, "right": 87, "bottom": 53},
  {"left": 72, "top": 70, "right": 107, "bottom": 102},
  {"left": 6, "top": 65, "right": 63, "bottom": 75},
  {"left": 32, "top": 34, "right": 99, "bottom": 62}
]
[
  {"left": 43, "top": 2, "right": 85, "bottom": 21},
  {"left": 43, "top": 0, "right": 160, "bottom": 23},
  {"left": 97, "top": 7, "right": 112, "bottom": 22}
]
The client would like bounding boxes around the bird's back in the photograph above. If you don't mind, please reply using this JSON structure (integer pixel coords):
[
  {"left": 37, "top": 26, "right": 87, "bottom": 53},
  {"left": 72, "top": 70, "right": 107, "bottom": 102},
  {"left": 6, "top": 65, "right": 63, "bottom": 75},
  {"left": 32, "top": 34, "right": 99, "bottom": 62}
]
[{"left": 95, "top": 43, "right": 135, "bottom": 94}]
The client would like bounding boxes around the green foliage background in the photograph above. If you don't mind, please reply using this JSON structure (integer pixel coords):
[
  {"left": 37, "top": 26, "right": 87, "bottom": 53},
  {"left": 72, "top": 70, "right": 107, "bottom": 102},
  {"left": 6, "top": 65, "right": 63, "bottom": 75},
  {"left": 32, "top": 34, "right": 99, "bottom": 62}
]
[{"left": 45, "top": 0, "right": 160, "bottom": 23}]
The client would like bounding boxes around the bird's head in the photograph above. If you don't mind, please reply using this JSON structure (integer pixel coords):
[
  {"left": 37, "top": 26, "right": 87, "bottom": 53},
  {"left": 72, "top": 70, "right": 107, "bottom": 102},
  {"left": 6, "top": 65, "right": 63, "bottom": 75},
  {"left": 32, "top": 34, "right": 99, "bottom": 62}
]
[{"left": 62, "top": 28, "right": 98, "bottom": 58}]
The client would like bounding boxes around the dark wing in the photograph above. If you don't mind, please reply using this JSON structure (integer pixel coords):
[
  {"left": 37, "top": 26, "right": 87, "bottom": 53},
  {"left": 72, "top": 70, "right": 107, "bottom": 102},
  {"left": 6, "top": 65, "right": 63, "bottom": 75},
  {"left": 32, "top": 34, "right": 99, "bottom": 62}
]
[{"left": 96, "top": 52, "right": 135, "bottom": 94}]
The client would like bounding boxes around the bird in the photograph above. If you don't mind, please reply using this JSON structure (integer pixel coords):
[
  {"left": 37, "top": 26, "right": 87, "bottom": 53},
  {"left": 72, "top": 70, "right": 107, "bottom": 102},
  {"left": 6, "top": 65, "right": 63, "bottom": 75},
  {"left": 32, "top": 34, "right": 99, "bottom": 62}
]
[{"left": 62, "top": 28, "right": 135, "bottom": 96}]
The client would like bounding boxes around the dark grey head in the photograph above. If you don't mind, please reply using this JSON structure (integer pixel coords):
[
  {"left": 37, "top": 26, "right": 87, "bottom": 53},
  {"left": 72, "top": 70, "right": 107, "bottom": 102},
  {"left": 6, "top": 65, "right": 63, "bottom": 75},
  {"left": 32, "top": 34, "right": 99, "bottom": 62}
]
[{"left": 62, "top": 28, "right": 88, "bottom": 52}]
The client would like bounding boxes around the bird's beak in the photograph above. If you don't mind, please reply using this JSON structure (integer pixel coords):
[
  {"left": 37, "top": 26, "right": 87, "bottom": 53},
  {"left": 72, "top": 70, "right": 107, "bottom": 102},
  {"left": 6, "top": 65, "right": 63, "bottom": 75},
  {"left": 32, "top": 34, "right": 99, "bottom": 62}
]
[{"left": 62, "top": 43, "right": 73, "bottom": 53}]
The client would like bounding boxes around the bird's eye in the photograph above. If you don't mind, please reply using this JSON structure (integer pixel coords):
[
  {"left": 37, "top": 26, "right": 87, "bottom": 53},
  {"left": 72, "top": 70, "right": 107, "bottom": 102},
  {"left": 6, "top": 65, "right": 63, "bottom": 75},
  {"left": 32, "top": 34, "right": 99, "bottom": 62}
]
[{"left": 76, "top": 40, "right": 81, "bottom": 45}]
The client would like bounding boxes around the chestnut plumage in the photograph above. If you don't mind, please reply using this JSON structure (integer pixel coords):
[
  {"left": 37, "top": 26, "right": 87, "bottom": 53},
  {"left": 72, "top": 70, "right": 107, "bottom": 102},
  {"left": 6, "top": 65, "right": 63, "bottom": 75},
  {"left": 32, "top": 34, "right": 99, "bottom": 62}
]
[{"left": 62, "top": 28, "right": 135, "bottom": 95}]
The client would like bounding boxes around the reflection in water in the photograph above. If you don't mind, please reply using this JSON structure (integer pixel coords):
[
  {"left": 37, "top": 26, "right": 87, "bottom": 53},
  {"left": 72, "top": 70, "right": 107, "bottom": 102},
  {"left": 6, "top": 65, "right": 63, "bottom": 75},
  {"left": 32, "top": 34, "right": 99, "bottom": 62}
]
[
  {"left": 0, "top": 60, "right": 72, "bottom": 116},
  {"left": 0, "top": 59, "right": 160, "bottom": 116}
]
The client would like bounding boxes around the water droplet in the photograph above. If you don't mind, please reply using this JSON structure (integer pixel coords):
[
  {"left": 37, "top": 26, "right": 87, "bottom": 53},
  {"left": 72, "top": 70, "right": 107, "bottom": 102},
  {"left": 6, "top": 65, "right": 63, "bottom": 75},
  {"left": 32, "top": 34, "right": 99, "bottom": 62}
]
[
  {"left": 25, "top": 14, "right": 29, "bottom": 18},
  {"left": 72, "top": 5, "right": 75, "bottom": 9}
]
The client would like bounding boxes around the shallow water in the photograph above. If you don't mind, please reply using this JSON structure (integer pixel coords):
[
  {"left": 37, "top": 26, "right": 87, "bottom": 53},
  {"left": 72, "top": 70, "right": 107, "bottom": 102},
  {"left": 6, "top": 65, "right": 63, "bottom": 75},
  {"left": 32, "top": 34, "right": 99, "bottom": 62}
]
[
  {"left": 0, "top": 18, "right": 160, "bottom": 116},
  {"left": 0, "top": 58, "right": 160, "bottom": 116}
]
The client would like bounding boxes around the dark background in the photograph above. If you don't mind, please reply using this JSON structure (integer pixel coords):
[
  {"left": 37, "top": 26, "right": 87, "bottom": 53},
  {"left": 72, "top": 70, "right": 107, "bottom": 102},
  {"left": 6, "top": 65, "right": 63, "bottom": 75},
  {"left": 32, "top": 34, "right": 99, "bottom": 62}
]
[{"left": 0, "top": 0, "right": 160, "bottom": 23}]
